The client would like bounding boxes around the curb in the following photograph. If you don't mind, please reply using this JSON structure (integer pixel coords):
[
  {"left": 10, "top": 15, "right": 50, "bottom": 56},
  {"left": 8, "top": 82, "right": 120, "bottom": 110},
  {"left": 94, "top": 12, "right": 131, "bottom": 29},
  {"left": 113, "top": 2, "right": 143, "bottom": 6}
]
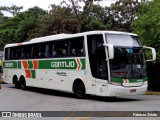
[
  {"left": 0, "top": 80, "right": 4, "bottom": 83},
  {"left": 145, "top": 92, "right": 160, "bottom": 95}
]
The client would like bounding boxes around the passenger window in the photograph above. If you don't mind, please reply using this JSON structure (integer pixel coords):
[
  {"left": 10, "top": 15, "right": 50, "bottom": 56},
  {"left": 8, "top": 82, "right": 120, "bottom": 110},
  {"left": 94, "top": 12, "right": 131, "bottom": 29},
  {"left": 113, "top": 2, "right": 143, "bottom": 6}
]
[
  {"left": 25, "top": 45, "right": 32, "bottom": 59},
  {"left": 6, "top": 36, "right": 85, "bottom": 60},
  {"left": 45, "top": 44, "right": 50, "bottom": 58},
  {"left": 69, "top": 37, "right": 85, "bottom": 56},
  {"left": 5, "top": 48, "right": 10, "bottom": 60},
  {"left": 16, "top": 47, "right": 21, "bottom": 59},
  {"left": 53, "top": 41, "right": 68, "bottom": 57},
  {"left": 31, "top": 44, "right": 46, "bottom": 59},
  {"left": 38, "top": 44, "right": 45, "bottom": 58},
  {"left": 11, "top": 47, "right": 21, "bottom": 60}
]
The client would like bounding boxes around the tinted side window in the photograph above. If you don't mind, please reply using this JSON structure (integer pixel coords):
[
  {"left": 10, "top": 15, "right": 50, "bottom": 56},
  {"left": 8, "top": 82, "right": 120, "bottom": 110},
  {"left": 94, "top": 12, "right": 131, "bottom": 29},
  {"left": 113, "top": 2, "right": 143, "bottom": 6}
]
[
  {"left": 52, "top": 40, "right": 68, "bottom": 57},
  {"left": 51, "top": 36, "right": 85, "bottom": 58},
  {"left": 31, "top": 44, "right": 46, "bottom": 59},
  {"left": 5, "top": 36, "right": 85, "bottom": 60},
  {"left": 69, "top": 37, "right": 85, "bottom": 57},
  {"left": 10, "top": 47, "right": 15, "bottom": 59},
  {"left": 5, "top": 48, "right": 10, "bottom": 60},
  {"left": 9, "top": 47, "right": 22, "bottom": 60}
]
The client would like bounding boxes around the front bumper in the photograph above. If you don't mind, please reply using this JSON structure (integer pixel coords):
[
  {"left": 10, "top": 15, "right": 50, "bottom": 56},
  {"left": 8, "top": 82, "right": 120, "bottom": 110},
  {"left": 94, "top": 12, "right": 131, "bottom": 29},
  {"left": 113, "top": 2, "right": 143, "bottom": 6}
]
[{"left": 107, "top": 84, "right": 148, "bottom": 96}]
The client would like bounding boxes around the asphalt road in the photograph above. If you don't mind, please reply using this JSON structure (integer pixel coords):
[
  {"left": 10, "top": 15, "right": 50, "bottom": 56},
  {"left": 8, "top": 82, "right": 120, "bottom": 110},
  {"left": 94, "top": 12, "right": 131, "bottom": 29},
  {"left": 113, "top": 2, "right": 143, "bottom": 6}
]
[{"left": 0, "top": 83, "right": 160, "bottom": 120}]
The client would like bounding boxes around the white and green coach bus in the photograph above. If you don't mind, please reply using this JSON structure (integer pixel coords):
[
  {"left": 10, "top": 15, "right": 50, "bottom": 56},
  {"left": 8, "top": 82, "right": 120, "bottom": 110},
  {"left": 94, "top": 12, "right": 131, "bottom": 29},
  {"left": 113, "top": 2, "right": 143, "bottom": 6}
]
[{"left": 3, "top": 31, "right": 156, "bottom": 98}]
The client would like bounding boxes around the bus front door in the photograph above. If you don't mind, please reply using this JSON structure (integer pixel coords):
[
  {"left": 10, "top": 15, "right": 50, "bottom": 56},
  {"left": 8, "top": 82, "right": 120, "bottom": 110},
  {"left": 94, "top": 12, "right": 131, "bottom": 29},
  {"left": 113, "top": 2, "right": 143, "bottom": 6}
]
[
  {"left": 95, "top": 47, "right": 108, "bottom": 96},
  {"left": 87, "top": 34, "right": 108, "bottom": 96}
]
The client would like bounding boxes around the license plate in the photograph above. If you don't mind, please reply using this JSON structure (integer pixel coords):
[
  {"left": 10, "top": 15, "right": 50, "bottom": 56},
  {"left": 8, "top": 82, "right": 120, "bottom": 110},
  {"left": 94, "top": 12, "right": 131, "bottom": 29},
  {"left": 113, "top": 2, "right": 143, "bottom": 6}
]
[{"left": 130, "top": 89, "right": 136, "bottom": 93}]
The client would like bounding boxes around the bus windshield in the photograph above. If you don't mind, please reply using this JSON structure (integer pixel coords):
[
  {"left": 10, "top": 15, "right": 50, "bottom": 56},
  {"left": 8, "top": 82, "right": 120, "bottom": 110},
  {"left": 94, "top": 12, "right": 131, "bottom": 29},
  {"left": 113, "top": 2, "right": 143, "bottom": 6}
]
[
  {"left": 106, "top": 34, "right": 141, "bottom": 47},
  {"left": 106, "top": 34, "right": 146, "bottom": 79},
  {"left": 110, "top": 47, "right": 146, "bottom": 78}
]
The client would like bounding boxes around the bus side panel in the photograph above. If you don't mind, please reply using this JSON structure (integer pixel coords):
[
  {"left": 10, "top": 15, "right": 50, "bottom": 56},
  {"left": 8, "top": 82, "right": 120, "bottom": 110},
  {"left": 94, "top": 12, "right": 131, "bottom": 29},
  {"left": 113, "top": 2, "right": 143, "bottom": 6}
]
[
  {"left": 86, "top": 71, "right": 96, "bottom": 95},
  {"left": 3, "top": 70, "right": 10, "bottom": 83},
  {"left": 68, "top": 70, "right": 87, "bottom": 92},
  {"left": 54, "top": 70, "right": 68, "bottom": 91},
  {"left": 25, "top": 69, "right": 52, "bottom": 88},
  {"left": 43, "top": 70, "right": 55, "bottom": 89},
  {"left": 4, "top": 69, "right": 23, "bottom": 84},
  {"left": 34, "top": 69, "right": 46, "bottom": 88}
]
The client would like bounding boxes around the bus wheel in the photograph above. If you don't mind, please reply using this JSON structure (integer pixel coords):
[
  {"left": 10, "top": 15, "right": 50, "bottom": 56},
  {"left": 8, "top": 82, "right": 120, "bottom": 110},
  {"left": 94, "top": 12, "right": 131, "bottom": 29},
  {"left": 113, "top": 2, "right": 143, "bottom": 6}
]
[
  {"left": 73, "top": 81, "right": 86, "bottom": 98},
  {"left": 19, "top": 76, "right": 26, "bottom": 90},
  {"left": 15, "top": 81, "right": 20, "bottom": 89},
  {"left": 13, "top": 76, "right": 20, "bottom": 89}
]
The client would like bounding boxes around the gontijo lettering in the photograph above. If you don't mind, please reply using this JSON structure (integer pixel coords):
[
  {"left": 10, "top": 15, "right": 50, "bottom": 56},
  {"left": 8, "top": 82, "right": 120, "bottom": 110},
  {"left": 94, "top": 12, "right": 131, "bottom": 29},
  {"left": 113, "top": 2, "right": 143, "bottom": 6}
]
[{"left": 51, "top": 61, "right": 75, "bottom": 68}]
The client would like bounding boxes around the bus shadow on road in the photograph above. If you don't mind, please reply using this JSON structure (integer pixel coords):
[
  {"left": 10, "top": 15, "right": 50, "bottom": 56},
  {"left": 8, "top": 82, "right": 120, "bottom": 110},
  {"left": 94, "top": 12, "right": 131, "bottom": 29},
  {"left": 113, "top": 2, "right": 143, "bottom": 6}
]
[
  {"left": 10, "top": 86, "right": 77, "bottom": 98},
  {"left": 9, "top": 85, "right": 142, "bottom": 102},
  {"left": 85, "top": 95, "right": 142, "bottom": 102}
]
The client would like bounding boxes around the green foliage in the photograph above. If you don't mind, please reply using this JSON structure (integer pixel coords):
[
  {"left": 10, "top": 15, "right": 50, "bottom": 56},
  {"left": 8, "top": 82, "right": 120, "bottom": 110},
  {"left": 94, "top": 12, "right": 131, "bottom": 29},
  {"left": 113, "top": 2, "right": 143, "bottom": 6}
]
[
  {"left": 0, "top": 29, "right": 15, "bottom": 50},
  {"left": 0, "top": 11, "right": 4, "bottom": 20},
  {"left": 82, "top": 4, "right": 106, "bottom": 31},
  {"left": 0, "top": 17, "right": 20, "bottom": 50},
  {"left": 38, "top": 4, "right": 76, "bottom": 35},
  {"left": 14, "top": 6, "right": 47, "bottom": 41},
  {"left": 107, "top": 0, "right": 140, "bottom": 32},
  {"left": 132, "top": 0, "right": 160, "bottom": 61},
  {"left": 0, "top": 0, "right": 155, "bottom": 54}
]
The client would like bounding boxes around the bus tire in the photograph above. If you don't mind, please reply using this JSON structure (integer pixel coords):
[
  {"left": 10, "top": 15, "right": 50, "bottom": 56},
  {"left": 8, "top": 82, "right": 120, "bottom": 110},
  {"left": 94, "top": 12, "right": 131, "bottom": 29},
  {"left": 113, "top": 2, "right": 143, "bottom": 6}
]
[
  {"left": 13, "top": 76, "right": 20, "bottom": 89},
  {"left": 73, "top": 80, "right": 86, "bottom": 99},
  {"left": 15, "top": 81, "right": 20, "bottom": 89},
  {"left": 19, "top": 76, "right": 26, "bottom": 90}
]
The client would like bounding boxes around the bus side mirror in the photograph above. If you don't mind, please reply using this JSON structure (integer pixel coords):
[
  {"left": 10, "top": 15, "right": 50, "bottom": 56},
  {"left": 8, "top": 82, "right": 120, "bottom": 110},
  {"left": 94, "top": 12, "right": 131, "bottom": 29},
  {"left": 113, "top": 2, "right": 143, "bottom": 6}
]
[
  {"left": 143, "top": 46, "right": 156, "bottom": 62},
  {"left": 103, "top": 44, "right": 114, "bottom": 59}
]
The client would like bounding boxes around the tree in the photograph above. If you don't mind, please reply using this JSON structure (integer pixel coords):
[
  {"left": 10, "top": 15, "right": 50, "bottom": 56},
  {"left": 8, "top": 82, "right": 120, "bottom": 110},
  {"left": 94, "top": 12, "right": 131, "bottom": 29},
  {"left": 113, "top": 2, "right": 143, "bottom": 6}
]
[
  {"left": 61, "top": 0, "right": 102, "bottom": 33},
  {"left": 82, "top": 4, "right": 106, "bottom": 31},
  {"left": 14, "top": 6, "right": 47, "bottom": 41},
  {"left": 132, "top": 0, "right": 160, "bottom": 91},
  {"left": 43, "top": 4, "right": 75, "bottom": 34},
  {"left": 104, "top": 0, "right": 140, "bottom": 32},
  {"left": 132, "top": 0, "right": 160, "bottom": 61},
  {"left": 0, "top": 5, "right": 23, "bottom": 16},
  {"left": 0, "top": 16, "right": 19, "bottom": 49},
  {"left": 0, "top": 11, "right": 4, "bottom": 18},
  {"left": 0, "top": 11, "right": 5, "bottom": 23}
]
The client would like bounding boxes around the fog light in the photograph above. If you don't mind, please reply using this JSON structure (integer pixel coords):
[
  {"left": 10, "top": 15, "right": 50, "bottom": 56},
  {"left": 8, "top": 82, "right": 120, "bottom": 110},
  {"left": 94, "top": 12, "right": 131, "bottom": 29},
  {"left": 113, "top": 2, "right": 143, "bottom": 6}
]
[
  {"left": 111, "top": 81, "right": 122, "bottom": 86},
  {"left": 113, "top": 93, "right": 118, "bottom": 96}
]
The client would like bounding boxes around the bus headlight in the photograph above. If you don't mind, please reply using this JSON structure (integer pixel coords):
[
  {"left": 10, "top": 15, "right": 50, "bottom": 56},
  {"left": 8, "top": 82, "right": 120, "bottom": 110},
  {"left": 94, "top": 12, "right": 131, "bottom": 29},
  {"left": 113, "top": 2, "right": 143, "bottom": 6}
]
[
  {"left": 111, "top": 81, "right": 122, "bottom": 86},
  {"left": 143, "top": 81, "right": 148, "bottom": 85}
]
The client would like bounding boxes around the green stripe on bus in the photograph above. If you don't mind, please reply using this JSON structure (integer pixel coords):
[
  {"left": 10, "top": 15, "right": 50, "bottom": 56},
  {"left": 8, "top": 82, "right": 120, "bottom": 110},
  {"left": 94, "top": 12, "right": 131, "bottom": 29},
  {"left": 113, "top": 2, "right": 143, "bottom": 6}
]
[
  {"left": 31, "top": 70, "right": 36, "bottom": 79},
  {"left": 80, "top": 58, "right": 86, "bottom": 70},
  {"left": 3, "top": 61, "right": 17, "bottom": 69},
  {"left": 28, "top": 61, "right": 33, "bottom": 69},
  {"left": 3, "top": 58, "right": 86, "bottom": 70},
  {"left": 18, "top": 61, "right": 21, "bottom": 68},
  {"left": 39, "top": 58, "right": 86, "bottom": 70}
]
